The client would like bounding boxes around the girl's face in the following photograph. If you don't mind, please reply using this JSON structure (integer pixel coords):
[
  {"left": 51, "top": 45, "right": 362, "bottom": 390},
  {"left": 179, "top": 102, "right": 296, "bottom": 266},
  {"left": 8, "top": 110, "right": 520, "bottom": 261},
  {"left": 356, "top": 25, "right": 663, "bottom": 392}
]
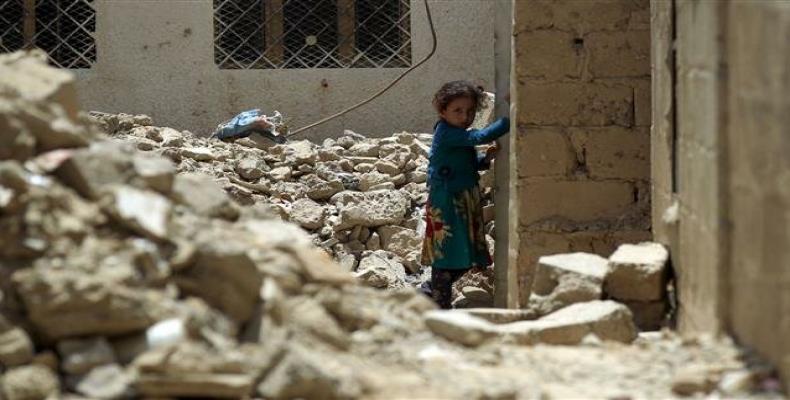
[{"left": 440, "top": 96, "right": 476, "bottom": 129}]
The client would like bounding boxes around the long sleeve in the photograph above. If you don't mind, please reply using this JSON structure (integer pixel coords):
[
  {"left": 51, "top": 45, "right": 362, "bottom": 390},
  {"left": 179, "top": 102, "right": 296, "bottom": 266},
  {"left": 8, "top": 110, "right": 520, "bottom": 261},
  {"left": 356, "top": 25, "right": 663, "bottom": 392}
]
[{"left": 435, "top": 117, "right": 510, "bottom": 147}]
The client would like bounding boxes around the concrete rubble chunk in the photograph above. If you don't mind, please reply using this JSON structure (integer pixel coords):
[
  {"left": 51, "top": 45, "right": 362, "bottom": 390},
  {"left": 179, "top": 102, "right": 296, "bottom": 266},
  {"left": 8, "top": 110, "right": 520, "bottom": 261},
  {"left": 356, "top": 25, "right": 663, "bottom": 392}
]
[
  {"left": 54, "top": 144, "right": 133, "bottom": 199},
  {"left": 134, "top": 341, "right": 256, "bottom": 399},
  {"left": 175, "top": 241, "right": 262, "bottom": 323},
  {"left": 425, "top": 301, "right": 637, "bottom": 347},
  {"left": 180, "top": 147, "right": 215, "bottom": 162},
  {"left": 132, "top": 155, "right": 175, "bottom": 194},
  {"left": 0, "top": 365, "right": 60, "bottom": 400},
  {"left": 533, "top": 253, "right": 609, "bottom": 295},
  {"left": 355, "top": 251, "right": 407, "bottom": 290},
  {"left": 171, "top": 173, "right": 239, "bottom": 220},
  {"left": 290, "top": 198, "right": 326, "bottom": 230},
  {"left": 235, "top": 158, "right": 267, "bottom": 181},
  {"left": 57, "top": 337, "right": 116, "bottom": 375},
  {"left": 102, "top": 185, "right": 171, "bottom": 240},
  {"left": 334, "top": 190, "right": 410, "bottom": 230},
  {"left": 257, "top": 343, "right": 364, "bottom": 400},
  {"left": 12, "top": 268, "right": 171, "bottom": 340},
  {"left": 605, "top": 242, "right": 669, "bottom": 301}
]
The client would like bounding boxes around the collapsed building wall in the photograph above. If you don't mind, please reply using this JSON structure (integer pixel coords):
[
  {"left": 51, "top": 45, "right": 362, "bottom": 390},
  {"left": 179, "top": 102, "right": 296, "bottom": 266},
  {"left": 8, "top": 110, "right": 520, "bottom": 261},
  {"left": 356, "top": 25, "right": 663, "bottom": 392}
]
[
  {"left": 651, "top": 0, "right": 790, "bottom": 388},
  {"left": 508, "top": 0, "right": 652, "bottom": 306}
]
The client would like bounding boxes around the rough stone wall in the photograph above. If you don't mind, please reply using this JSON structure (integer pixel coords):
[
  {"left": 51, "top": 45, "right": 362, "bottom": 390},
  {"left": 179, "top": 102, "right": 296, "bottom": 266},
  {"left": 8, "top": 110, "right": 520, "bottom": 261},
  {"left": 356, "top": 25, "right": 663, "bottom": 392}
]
[
  {"left": 651, "top": 0, "right": 790, "bottom": 388},
  {"left": 509, "top": 0, "right": 652, "bottom": 307}
]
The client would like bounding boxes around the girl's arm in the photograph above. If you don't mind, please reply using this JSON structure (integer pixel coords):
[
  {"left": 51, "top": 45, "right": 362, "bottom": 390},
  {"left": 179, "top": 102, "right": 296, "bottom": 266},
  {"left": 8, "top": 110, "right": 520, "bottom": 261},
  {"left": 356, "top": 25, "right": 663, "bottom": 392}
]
[{"left": 437, "top": 117, "right": 510, "bottom": 147}]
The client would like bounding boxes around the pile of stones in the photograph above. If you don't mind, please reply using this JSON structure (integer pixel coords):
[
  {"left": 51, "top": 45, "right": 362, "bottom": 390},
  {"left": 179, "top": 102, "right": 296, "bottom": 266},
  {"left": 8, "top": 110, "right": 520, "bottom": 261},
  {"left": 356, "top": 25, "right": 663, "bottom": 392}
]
[{"left": 91, "top": 106, "right": 497, "bottom": 299}]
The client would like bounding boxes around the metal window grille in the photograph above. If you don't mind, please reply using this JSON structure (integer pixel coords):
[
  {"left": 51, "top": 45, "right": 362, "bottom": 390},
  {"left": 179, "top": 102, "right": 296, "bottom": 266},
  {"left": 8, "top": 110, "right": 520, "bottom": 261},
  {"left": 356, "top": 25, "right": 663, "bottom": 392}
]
[
  {"left": 214, "top": 0, "right": 411, "bottom": 69},
  {"left": 0, "top": 1, "right": 25, "bottom": 53},
  {"left": 0, "top": 0, "right": 96, "bottom": 69}
]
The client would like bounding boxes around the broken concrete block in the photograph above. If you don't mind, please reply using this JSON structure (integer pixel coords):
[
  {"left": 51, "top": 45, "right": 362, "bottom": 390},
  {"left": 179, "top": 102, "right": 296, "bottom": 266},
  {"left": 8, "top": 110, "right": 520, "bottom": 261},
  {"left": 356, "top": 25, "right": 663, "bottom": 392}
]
[
  {"left": 180, "top": 147, "right": 215, "bottom": 162},
  {"left": 171, "top": 173, "right": 239, "bottom": 220},
  {"left": 0, "top": 327, "right": 34, "bottom": 367},
  {"left": 354, "top": 251, "right": 407, "bottom": 290},
  {"left": 134, "top": 342, "right": 256, "bottom": 398},
  {"left": 462, "top": 286, "right": 494, "bottom": 308},
  {"left": 510, "top": 300, "right": 638, "bottom": 345},
  {"left": 534, "top": 253, "right": 609, "bottom": 296},
  {"left": 334, "top": 190, "right": 410, "bottom": 230},
  {"left": 0, "top": 365, "right": 60, "bottom": 400},
  {"left": 424, "top": 310, "right": 499, "bottom": 347},
  {"left": 235, "top": 158, "right": 266, "bottom": 181},
  {"left": 57, "top": 337, "right": 116, "bottom": 375},
  {"left": 605, "top": 242, "right": 669, "bottom": 301},
  {"left": 257, "top": 343, "right": 364, "bottom": 400},
  {"left": 175, "top": 241, "right": 262, "bottom": 323},
  {"left": 102, "top": 185, "right": 171, "bottom": 240},
  {"left": 462, "top": 308, "right": 539, "bottom": 324},
  {"left": 301, "top": 174, "right": 344, "bottom": 201},
  {"left": 671, "top": 365, "right": 719, "bottom": 396},
  {"left": 290, "top": 198, "right": 326, "bottom": 230},
  {"left": 54, "top": 144, "right": 133, "bottom": 199},
  {"left": 12, "top": 267, "right": 171, "bottom": 340},
  {"left": 132, "top": 155, "right": 175, "bottom": 194},
  {"left": 358, "top": 171, "right": 391, "bottom": 191}
]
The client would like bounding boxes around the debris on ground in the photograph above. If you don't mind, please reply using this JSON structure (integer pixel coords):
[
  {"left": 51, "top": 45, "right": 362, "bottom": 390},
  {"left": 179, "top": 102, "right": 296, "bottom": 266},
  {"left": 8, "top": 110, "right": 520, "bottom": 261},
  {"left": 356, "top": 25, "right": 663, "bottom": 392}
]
[{"left": 0, "top": 51, "right": 782, "bottom": 399}]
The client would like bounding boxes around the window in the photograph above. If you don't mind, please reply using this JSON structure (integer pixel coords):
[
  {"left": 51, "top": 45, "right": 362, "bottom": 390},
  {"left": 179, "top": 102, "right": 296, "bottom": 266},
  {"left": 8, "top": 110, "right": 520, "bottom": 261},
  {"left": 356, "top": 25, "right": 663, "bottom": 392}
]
[
  {"left": 214, "top": 0, "right": 411, "bottom": 69},
  {"left": 0, "top": 0, "right": 96, "bottom": 69}
]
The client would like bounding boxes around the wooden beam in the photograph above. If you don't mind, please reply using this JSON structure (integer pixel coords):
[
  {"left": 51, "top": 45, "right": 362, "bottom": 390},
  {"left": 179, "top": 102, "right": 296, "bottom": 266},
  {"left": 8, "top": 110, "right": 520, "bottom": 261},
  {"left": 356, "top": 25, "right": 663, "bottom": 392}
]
[
  {"left": 23, "top": 0, "right": 36, "bottom": 49},
  {"left": 337, "top": 0, "right": 355, "bottom": 65},
  {"left": 265, "top": 0, "right": 284, "bottom": 66}
]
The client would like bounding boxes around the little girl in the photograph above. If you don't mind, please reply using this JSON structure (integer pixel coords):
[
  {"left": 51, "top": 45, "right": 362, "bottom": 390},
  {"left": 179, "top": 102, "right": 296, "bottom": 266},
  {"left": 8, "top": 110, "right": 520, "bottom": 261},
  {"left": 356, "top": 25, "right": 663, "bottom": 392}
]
[{"left": 421, "top": 80, "right": 510, "bottom": 309}]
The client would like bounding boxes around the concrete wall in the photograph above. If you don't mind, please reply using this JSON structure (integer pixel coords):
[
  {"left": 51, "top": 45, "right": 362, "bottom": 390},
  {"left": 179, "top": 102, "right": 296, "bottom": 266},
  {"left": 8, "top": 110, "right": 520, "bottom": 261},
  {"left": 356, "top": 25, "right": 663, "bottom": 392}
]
[
  {"left": 509, "top": 0, "right": 652, "bottom": 306},
  {"left": 651, "top": 0, "right": 790, "bottom": 387},
  {"left": 69, "top": 0, "right": 494, "bottom": 139}
]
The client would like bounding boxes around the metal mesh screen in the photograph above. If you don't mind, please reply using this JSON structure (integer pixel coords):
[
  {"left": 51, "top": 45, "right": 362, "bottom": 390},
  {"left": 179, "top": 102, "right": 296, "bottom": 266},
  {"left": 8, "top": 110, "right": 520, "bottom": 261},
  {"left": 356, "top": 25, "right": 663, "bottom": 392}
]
[
  {"left": 0, "top": 1, "right": 25, "bottom": 53},
  {"left": 34, "top": 0, "right": 96, "bottom": 68},
  {"left": 0, "top": 0, "right": 96, "bottom": 68},
  {"left": 214, "top": 0, "right": 411, "bottom": 69}
]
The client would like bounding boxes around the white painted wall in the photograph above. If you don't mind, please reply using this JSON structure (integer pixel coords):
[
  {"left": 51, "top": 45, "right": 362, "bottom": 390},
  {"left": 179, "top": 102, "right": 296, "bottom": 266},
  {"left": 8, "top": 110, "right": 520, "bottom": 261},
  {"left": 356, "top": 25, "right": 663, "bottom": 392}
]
[{"left": 73, "top": 0, "right": 495, "bottom": 140}]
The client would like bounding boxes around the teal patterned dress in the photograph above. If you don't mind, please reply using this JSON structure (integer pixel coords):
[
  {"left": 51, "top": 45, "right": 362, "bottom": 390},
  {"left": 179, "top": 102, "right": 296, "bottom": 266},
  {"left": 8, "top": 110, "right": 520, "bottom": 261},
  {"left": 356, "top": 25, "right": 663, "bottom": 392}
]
[{"left": 420, "top": 118, "right": 510, "bottom": 270}]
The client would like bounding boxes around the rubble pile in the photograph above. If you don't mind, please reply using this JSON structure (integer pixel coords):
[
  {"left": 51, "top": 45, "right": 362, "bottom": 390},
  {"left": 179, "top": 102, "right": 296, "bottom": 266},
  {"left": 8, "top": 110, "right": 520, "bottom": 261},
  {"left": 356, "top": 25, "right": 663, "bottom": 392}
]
[
  {"left": 91, "top": 107, "right": 497, "bottom": 300},
  {"left": 0, "top": 52, "right": 780, "bottom": 399}
]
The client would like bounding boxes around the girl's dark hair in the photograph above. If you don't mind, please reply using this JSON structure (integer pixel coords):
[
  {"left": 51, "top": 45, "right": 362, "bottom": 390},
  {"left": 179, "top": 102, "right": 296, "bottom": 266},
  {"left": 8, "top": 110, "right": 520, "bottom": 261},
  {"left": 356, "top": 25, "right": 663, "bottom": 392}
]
[{"left": 432, "top": 80, "right": 484, "bottom": 113}]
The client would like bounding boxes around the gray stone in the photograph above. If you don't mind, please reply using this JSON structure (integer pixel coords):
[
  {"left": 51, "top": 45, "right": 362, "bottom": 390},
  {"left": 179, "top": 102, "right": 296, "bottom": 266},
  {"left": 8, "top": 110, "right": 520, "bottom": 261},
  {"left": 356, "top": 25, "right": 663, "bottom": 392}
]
[
  {"left": 605, "top": 242, "right": 669, "bottom": 301},
  {"left": 358, "top": 171, "right": 391, "bottom": 191},
  {"left": 54, "top": 144, "right": 133, "bottom": 199}
]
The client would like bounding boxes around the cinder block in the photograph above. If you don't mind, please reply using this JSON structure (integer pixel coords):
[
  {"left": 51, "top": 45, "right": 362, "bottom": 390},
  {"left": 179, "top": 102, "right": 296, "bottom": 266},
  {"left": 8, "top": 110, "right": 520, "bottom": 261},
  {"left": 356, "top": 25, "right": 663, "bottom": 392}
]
[
  {"left": 587, "top": 30, "right": 650, "bottom": 78},
  {"left": 605, "top": 242, "right": 669, "bottom": 301},
  {"left": 517, "top": 179, "right": 635, "bottom": 226},
  {"left": 633, "top": 79, "right": 651, "bottom": 126},
  {"left": 517, "top": 81, "right": 634, "bottom": 127},
  {"left": 516, "top": 128, "right": 576, "bottom": 178},
  {"left": 514, "top": 0, "right": 647, "bottom": 34},
  {"left": 514, "top": 30, "right": 583, "bottom": 80},
  {"left": 569, "top": 126, "right": 650, "bottom": 180}
]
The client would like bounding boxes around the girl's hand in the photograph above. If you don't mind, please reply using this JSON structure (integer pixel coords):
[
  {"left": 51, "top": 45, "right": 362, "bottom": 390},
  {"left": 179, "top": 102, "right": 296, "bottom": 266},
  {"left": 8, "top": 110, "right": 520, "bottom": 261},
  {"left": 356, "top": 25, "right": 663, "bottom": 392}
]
[{"left": 484, "top": 144, "right": 499, "bottom": 162}]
